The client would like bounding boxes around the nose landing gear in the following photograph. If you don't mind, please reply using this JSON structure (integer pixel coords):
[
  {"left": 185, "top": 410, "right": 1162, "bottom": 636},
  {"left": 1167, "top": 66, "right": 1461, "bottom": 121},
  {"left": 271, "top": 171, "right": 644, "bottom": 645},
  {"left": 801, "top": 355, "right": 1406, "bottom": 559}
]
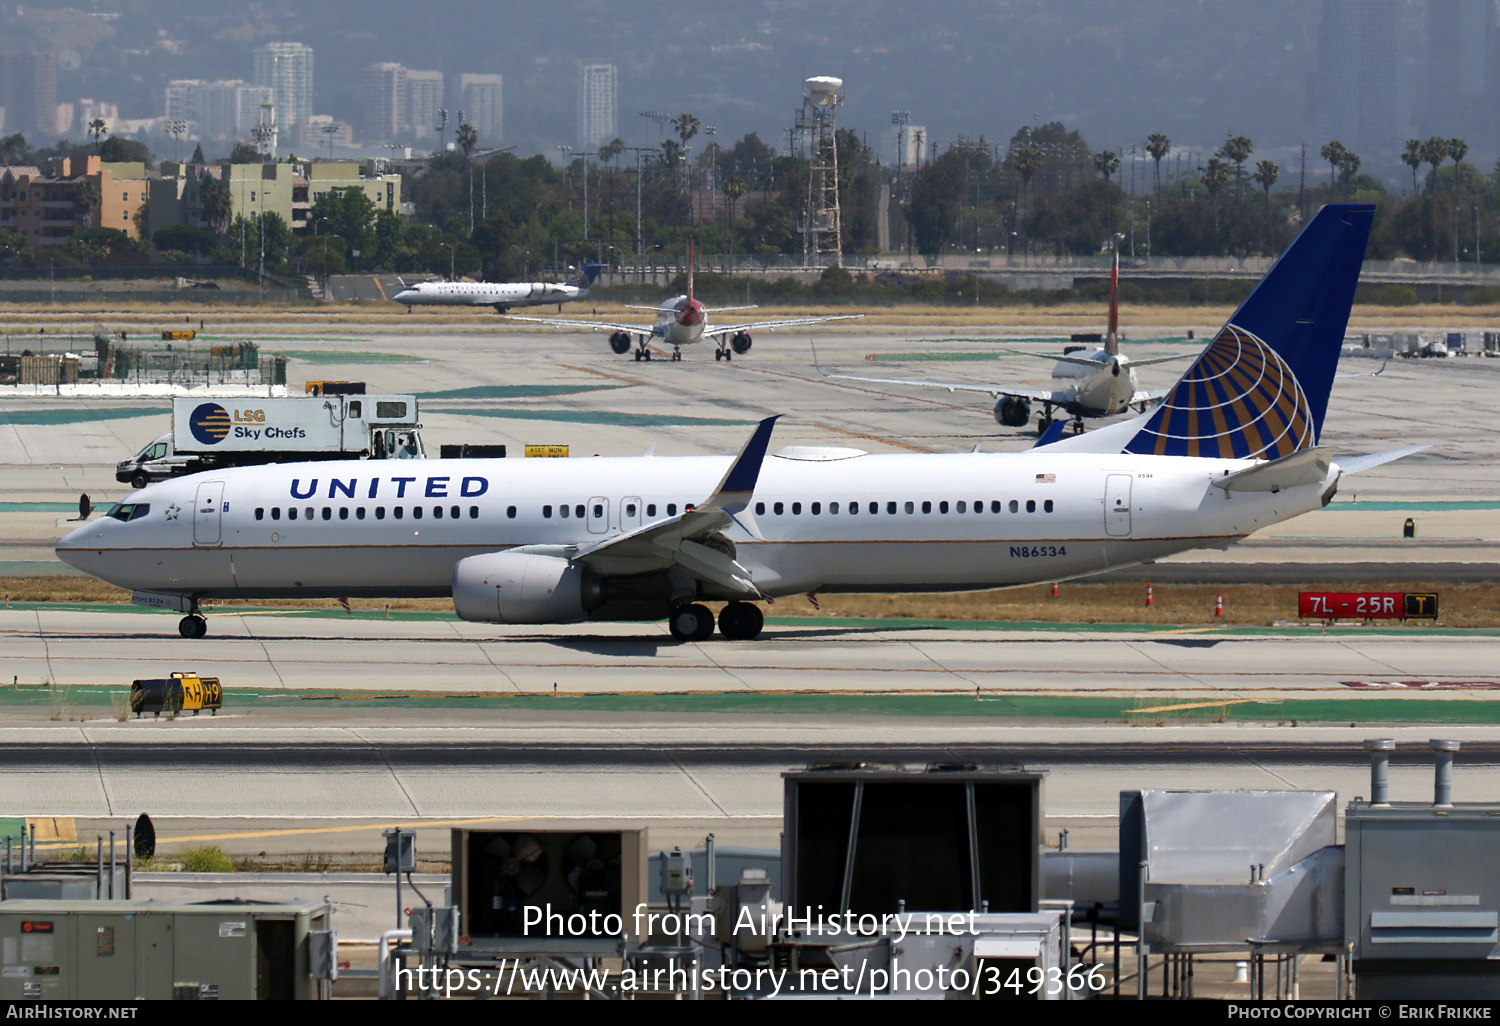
[{"left": 178, "top": 614, "right": 207, "bottom": 639}]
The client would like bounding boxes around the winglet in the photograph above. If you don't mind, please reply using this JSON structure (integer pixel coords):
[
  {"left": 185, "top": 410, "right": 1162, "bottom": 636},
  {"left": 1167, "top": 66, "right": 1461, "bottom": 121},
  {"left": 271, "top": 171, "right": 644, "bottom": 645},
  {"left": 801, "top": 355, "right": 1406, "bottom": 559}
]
[{"left": 704, "top": 415, "right": 780, "bottom": 513}]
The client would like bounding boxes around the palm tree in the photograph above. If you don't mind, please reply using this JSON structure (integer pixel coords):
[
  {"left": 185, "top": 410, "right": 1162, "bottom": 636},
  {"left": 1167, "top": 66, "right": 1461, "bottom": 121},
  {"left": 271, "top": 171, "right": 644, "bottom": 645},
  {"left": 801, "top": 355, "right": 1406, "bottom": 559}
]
[
  {"left": 723, "top": 173, "right": 746, "bottom": 265},
  {"left": 199, "top": 176, "right": 232, "bottom": 234},
  {"left": 1337, "top": 149, "right": 1361, "bottom": 193},
  {"left": 1449, "top": 138, "right": 1469, "bottom": 190},
  {"left": 87, "top": 118, "right": 108, "bottom": 145},
  {"left": 1420, "top": 137, "right": 1449, "bottom": 193},
  {"left": 1203, "top": 157, "right": 1230, "bottom": 242},
  {"left": 1320, "top": 141, "right": 1348, "bottom": 193},
  {"left": 456, "top": 123, "right": 478, "bottom": 158},
  {"left": 1146, "top": 133, "right": 1171, "bottom": 196},
  {"left": 72, "top": 178, "right": 99, "bottom": 228},
  {"left": 1014, "top": 145, "right": 1045, "bottom": 196},
  {"left": 1252, "top": 160, "right": 1280, "bottom": 204},
  {"left": 1093, "top": 149, "right": 1120, "bottom": 183},
  {"left": 671, "top": 113, "right": 700, "bottom": 149},
  {"left": 1402, "top": 139, "right": 1423, "bottom": 195},
  {"left": 1219, "top": 135, "right": 1254, "bottom": 201}
]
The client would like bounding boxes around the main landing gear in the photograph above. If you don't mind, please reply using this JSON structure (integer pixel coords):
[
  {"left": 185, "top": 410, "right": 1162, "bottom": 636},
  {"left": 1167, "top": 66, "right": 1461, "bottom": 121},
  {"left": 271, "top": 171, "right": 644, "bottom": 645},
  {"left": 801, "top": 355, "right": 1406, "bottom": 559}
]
[
  {"left": 667, "top": 601, "right": 764, "bottom": 642},
  {"left": 178, "top": 613, "right": 207, "bottom": 639}
]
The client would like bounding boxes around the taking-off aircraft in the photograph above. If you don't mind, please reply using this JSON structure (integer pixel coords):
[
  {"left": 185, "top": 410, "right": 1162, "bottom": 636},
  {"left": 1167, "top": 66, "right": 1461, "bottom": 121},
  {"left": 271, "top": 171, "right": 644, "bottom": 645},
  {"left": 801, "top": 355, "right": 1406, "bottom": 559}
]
[
  {"left": 60, "top": 204, "right": 1419, "bottom": 643},
  {"left": 501, "top": 242, "right": 861, "bottom": 361},
  {"left": 829, "top": 249, "right": 1187, "bottom": 431},
  {"left": 392, "top": 264, "right": 602, "bottom": 313}
]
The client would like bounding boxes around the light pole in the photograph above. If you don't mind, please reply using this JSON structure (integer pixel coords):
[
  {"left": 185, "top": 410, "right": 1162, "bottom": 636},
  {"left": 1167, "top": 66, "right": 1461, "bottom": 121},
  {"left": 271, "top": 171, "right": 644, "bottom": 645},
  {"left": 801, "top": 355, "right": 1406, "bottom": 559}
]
[
  {"left": 638, "top": 110, "right": 668, "bottom": 140},
  {"left": 441, "top": 241, "right": 456, "bottom": 281},
  {"left": 435, "top": 108, "right": 449, "bottom": 153},
  {"left": 167, "top": 120, "right": 187, "bottom": 163},
  {"left": 703, "top": 126, "right": 716, "bottom": 233},
  {"left": 891, "top": 111, "right": 910, "bottom": 256}
]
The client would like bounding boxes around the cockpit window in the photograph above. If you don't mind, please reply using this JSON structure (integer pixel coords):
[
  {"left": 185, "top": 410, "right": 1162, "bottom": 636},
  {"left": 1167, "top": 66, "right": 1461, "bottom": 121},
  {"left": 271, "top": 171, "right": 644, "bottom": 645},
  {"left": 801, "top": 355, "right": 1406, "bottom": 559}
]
[{"left": 106, "top": 503, "right": 151, "bottom": 522}]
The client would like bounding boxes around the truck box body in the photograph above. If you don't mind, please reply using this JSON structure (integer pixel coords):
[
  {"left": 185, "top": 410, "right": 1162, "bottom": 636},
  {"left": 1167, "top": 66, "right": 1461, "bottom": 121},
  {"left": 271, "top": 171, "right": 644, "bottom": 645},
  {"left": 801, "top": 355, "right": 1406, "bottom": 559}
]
[{"left": 171, "top": 395, "right": 416, "bottom": 455}]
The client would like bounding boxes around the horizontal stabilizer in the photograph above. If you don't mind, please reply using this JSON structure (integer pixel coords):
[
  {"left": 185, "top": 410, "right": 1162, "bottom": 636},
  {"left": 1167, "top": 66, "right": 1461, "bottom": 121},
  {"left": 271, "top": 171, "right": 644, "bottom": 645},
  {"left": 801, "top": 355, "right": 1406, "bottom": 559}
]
[
  {"left": 1212, "top": 446, "right": 1331, "bottom": 493},
  {"left": 1338, "top": 445, "right": 1429, "bottom": 475}
]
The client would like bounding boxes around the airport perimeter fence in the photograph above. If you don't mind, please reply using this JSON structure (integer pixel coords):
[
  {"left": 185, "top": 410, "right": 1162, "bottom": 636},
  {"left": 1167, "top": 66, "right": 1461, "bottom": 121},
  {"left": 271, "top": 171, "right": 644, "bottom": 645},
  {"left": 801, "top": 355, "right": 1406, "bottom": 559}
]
[{"left": 0, "top": 333, "right": 287, "bottom": 388}]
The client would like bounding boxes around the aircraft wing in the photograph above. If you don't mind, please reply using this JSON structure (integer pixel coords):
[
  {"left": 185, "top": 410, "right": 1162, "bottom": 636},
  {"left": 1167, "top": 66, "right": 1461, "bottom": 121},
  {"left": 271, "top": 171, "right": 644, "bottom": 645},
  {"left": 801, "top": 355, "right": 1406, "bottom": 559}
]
[
  {"left": 1129, "top": 387, "right": 1171, "bottom": 405},
  {"left": 1124, "top": 353, "right": 1195, "bottom": 368},
  {"left": 826, "top": 373, "right": 1066, "bottom": 404},
  {"left": 706, "top": 314, "right": 863, "bottom": 338},
  {"left": 999, "top": 348, "right": 1104, "bottom": 369},
  {"left": 567, "top": 416, "right": 780, "bottom": 597},
  {"left": 501, "top": 314, "right": 656, "bottom": 335}
]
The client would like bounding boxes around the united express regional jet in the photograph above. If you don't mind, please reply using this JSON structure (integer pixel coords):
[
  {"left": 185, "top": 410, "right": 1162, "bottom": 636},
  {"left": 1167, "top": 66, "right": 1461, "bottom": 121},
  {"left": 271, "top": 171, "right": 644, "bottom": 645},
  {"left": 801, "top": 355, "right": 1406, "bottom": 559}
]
[
  {"left": 392, "top": 264, "right": 602, "bottom": 313},
  {"left": 59, "top": 205, "right": 1417, "bottom": 643}
]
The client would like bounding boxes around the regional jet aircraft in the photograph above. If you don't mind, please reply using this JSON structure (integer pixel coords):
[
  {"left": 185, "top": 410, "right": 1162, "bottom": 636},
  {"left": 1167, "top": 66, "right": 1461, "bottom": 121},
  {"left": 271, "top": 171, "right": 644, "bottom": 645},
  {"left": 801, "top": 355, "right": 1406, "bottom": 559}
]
[
  {"left": 59, "top": 205, "right": 1420, "bottom": 643},
  {"left": 829, "top": 250, "right": 1186, "bottom": 431},
  {"left": 392, "top": 264, "right": 602, "bottom": 313}
]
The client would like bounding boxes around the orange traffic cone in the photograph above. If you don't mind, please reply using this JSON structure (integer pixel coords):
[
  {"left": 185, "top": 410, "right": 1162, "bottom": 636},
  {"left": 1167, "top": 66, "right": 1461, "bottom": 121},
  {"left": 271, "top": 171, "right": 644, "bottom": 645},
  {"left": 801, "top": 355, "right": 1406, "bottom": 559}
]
[
  {"left": 1215, "top": 592, "right": 1224, "bottom": 617},
  {"left": 1146, "top": 584, "right": 1154, "bottom": 608},
  {"left": 1050, "top": 582, "right": 1058, "bottom": 598}
]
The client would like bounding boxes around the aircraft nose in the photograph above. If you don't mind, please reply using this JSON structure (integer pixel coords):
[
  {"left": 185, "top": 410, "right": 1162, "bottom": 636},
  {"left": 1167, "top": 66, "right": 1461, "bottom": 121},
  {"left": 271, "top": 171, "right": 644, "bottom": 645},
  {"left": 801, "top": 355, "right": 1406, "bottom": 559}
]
[{"left": 55, "top": 520, "right": 104, "bottom": 573}]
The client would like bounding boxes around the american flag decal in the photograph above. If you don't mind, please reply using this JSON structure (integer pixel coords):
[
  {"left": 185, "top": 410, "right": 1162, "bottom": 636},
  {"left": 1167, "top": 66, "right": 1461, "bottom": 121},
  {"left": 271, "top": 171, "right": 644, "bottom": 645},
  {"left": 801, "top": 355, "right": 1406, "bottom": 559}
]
[{"left": 1035, "top": 473, "right": 1056, "bottom": 483}]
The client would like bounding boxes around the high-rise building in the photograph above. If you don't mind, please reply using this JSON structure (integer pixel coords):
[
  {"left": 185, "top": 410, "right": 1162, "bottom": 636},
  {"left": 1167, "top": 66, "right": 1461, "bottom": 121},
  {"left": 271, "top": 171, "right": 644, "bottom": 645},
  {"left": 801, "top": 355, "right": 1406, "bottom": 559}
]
[
  {"left": 363, "top": 63, "right": 407, "bottom": 142},
  {"left": 0, "top": 52, "right": 57, "bottom": 137},
  {"left": 1424, "top": 0, "right": 1497, "bottom": 151},
  {"left": 164, "top": 80, "right": 274, "bottom": 141},
  {"left": 1315, "top": 0, "right": 1405, "bottom": 156},
  {"left": 253, "top": 42, "right": 314, "bottom": 128},
  {"left": 577, "top": 63, "right": 617, "bottom": 151},
  {"left": 405, "top": 70, "right": 444, "bottom": 140},
  {"left": 460, "top": 73, "right": 503, "bottom": 145}
]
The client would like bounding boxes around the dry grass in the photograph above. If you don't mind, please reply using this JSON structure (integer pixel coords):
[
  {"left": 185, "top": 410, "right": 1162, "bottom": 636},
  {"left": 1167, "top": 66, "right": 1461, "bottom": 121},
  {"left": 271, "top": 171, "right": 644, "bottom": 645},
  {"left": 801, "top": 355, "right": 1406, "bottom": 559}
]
[
  {"left": 11, "top": 576, "right": 1495, "bottom": 627},
  {"left": 2, "top": 300, "right": 1499, "bottom": 332}
]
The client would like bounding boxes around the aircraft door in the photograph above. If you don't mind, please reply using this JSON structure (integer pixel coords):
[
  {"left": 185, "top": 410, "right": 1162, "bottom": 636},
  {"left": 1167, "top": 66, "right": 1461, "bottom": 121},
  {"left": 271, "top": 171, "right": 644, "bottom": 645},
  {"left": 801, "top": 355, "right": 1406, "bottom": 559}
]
[
  {"left": 193, "top": 481, "right": 225, "bottom": 546},
  {"left": 620, "top": 496, "right": 642, "bottom": 533},
  {"left": 587, "top": 496, "right": 610, "bottom": 534},
  {"left": 1104, "top": 474, "right": 1132, "bottom": 537}
]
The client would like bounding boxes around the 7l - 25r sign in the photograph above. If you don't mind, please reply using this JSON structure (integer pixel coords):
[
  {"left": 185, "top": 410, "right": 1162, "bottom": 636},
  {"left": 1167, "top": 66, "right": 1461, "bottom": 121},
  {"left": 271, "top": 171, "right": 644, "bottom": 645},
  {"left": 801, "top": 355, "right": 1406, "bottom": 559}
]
[{"left": 1299, "top": 592, "right": 1439, "bottom": 620}]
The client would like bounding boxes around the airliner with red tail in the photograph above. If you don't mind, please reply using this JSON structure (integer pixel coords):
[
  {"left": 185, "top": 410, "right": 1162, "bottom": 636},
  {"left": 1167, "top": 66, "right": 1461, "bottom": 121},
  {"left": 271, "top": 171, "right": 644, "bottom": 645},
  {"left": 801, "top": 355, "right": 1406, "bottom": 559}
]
[{"left": 502, "top": 241, "right": 860, "bottom": 361}]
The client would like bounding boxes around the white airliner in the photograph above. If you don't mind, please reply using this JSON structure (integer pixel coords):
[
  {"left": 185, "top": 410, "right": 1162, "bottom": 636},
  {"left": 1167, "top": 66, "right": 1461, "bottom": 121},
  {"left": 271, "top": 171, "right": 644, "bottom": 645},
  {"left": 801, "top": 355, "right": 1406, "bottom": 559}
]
[
  {"left": 829, "top": 250, "right": 1186, "bottom": 432},
  {"left": 58, "top": 205, "right": 1417, "bottom": 643},
  {"left": 392, "top": 264, "right": 602, "bottom": 313},
  {"left": 502, "top": 245, "right": 861, "bottom": 361}
]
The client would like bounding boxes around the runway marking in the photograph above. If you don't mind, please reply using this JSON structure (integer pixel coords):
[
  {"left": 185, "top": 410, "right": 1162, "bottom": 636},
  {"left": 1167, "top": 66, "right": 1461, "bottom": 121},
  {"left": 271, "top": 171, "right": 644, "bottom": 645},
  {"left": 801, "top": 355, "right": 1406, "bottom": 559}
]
[{"left": 1130, "top": 700, "right": 1256, "bottom": 714}]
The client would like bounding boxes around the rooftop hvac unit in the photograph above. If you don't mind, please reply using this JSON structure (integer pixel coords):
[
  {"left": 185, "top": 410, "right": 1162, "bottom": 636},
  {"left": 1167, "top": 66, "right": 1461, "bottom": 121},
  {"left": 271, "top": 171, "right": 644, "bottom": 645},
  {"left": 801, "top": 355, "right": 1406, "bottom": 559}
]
[
  {"left": 1121, "top": 789, "right": 1341, "bottom": 952},
  {"left": 782, "top": 767, "right": 1043, "bottom": 918},
  {"left": 450, "top": 828, "right": 648, "bottom": 949}
]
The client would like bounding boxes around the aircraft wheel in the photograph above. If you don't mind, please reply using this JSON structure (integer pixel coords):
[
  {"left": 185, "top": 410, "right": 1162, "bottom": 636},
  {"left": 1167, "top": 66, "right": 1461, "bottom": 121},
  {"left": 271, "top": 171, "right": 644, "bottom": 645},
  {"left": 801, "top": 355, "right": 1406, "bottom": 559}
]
[
  {"left": 668, "top": 603, "right": 715, "bottom": 642},
  {"left": 718, "top": 602, "right": 763, "bottom": 641},
  {"left": 178, "top": 614, "right": 207, "bottom": 639},
  {"left": 1038, "top": 416, "right": 1053, "bottom": 432},
  {"left": 644, "top": 350, "right": 653, "bottom": 361},
  {"left": 634, "top": 351, "right": 642, "bottom": 362},
  {"left": 724, "top": 351, "right": 732, "bottom": 362},
  {"left": 714, "top": 350, "right": 722, "bottom": 361}
]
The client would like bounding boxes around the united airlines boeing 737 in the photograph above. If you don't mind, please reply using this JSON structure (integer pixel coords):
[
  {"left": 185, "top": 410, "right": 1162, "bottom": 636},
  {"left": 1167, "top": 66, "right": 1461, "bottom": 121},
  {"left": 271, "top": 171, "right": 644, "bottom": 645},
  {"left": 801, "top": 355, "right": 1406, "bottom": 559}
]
[{"left": 59, "top": 205, "right": 1416, "bottom": 643}]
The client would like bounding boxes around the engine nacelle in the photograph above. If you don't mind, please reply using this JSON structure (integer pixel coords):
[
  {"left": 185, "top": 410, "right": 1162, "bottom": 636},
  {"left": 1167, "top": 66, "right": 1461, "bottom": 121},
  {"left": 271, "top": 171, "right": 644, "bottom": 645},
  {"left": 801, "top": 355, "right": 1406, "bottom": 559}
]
[
  {"left": 452, "top": 552, "right": 602, "bottom": 624},
  {"left": 730, "top": 331, "right": 753, "bottom": 354},
  {"left": 608, "top": 331, "right": 633, "bottom": 354},
  {"left": 994, "top": 396, "right": 1031, "bottom": 427}
]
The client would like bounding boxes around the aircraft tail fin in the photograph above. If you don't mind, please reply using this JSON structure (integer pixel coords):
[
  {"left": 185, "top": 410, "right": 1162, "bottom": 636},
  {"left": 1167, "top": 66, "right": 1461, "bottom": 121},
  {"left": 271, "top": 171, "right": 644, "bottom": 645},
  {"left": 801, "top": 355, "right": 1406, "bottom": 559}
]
[
  {"left": 1120, "top": 203, "right": 1373, "bottom": 460},
  {"left": 566, "top": 263, "right": 604, "bottom": 289},
  {"left": 1105, "top": 246, "right": 1119, "bottom": 357}
]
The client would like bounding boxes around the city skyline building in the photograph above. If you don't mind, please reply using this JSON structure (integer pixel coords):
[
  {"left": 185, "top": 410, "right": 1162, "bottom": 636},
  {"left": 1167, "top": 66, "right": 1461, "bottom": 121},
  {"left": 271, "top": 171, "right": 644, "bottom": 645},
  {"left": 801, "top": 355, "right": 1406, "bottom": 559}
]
[
  {"left": 576, "top": 62, "right": 617, "bottom": 151},
  {"left": 405, "top": 70, "right": 444, "bottom": 140},
  {"left": 253, "top": 41, "right": 314, "bottom": 128},
  {"left": 362, "top": 62, "right": 407, "bottom": 142},
  {"left": 0, "top": 52, "right": 57, "bottom": 137},
  {"left": 1314, "top": 0, "right": 1407, "bottom": 157},
  {"left": 1424, "top": 0, "right": 1497, "bottom": 152},
  {"left": 460, "top": 73, "right": 503, "bottom": 146}
]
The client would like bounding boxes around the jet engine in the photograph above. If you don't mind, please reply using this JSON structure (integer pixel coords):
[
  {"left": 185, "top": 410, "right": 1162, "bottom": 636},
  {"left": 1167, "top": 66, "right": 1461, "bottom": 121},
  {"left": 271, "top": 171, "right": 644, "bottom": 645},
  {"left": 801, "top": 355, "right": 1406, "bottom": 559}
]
[
  {"left": 452, "top": 552, "right": 602, "bottom": 624},
  {"left": 608, "top": 331, "right": 633, "bottom": 355},
  {"left": 994, "top": 396, "right": 1031, "bottom": 427},
  {"left": 730, "top": 331, "right": 753, "bottom": 354}
]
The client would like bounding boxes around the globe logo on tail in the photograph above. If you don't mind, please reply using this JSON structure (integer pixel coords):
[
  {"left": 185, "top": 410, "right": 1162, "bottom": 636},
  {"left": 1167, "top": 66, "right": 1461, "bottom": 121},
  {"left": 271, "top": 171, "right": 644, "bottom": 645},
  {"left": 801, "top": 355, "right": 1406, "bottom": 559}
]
[
  {"left": 188, "top": 402, "right": 232, "bottom": 446},
  {"left": 1125, "top": 324, "right": 1314, "bottom": 460}
]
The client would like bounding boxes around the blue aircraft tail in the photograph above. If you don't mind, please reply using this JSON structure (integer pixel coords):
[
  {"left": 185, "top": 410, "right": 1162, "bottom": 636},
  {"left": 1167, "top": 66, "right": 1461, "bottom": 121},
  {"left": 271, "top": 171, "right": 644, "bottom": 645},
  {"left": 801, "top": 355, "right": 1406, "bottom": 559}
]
[
  {"left": 566, "top": 263, "right": 604, "bottom": 289},
  {"left": 1122, "top": 203, "right": 1373, "bottom": 460}
]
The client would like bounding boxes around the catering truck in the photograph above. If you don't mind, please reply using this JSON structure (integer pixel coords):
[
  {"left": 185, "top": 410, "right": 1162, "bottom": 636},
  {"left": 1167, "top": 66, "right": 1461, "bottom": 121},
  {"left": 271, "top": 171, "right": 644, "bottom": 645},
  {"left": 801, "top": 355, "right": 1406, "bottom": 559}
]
[{"left": 116, "top": 394, "right": 424, "bottom": 489}]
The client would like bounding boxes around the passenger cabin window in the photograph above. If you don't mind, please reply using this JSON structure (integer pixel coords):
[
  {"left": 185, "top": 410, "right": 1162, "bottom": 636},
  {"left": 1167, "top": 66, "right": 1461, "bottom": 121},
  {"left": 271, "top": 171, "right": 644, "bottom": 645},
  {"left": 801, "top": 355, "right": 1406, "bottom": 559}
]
[
  {"left": 1009, "top": 500, "right": 1019, "bottom": 513},
  {"left": 991, "top": 501, "right": 1002, "bottom": 513},
  {"left": 543, "top": 505, "right": 553, "bottom": 518},
  {"left": 469, "top": 506, "right": 479, "bottom": 519},
  {"left": 322, "top": 507, "right": 332, "bottom": 520},
  {"left": 773, "top": 502, "right": 784, "bottom": 515},
  {"left": 939, "top": 501, "right": 949, "bottom": 514},
  {"left": 339, "top": 508, "right": 349, "bottom": 520},
  {"left": 592, "top": 504, "right": 603, "bottom": 519},
  {"left": 647, "top": 504, "right": 658, "bottom": 517},
  {"left": 356, "top": 508, "right": 366, "bottom": 520},
  {"left": 271, "top": 507, "right": 281, "bottom": 521},
  {"left": 922, "top": 501, "right": 932, "bottom": 514},
  {"left": 507, "top": 506, "right": 517, "bottom": 519},
  {"left": 791, "top": 502, "right": 802, "bottom": 515},
  {"left": 1044, "top": 499, "right": 1054, "bottom": 513},
  {"left": 575, "top": 504, "right": 585, "bottom": 518},
  {"left": 755, "top": 502, "right": 765, "bottom": 515},
  {"left": 884, "top": 502, "right": 893, "bottom": 514},
  {"left": 255, "top": 508, "right": 264, "bottom": 521},
  {"left": 288, "top": 508, "right": 298, "bottom": 520},
  {"left": 667, "top": 504, "right": 677, "bottom": 516},
  {"left": 905, "top": 501, "right": 915, "bottom": 514},
  {"left": 1026, "top": 500, "right": 1036, "bottom": 513},
  {"left": 413, "top": 506, "right": 423, "bottom": 520},
  {"left": 394, "top": 507, "right": 405, "bottom": 520},
  {"left": 376, "top": 507, "right": 386, "bottom": 520}
]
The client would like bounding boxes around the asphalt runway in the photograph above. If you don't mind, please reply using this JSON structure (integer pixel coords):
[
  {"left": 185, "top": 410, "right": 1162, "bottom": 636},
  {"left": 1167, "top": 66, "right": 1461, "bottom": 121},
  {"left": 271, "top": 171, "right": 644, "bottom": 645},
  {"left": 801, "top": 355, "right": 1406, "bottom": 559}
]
[{"left": 5, "top": 607, "right": 1498, "bottom": 697}]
